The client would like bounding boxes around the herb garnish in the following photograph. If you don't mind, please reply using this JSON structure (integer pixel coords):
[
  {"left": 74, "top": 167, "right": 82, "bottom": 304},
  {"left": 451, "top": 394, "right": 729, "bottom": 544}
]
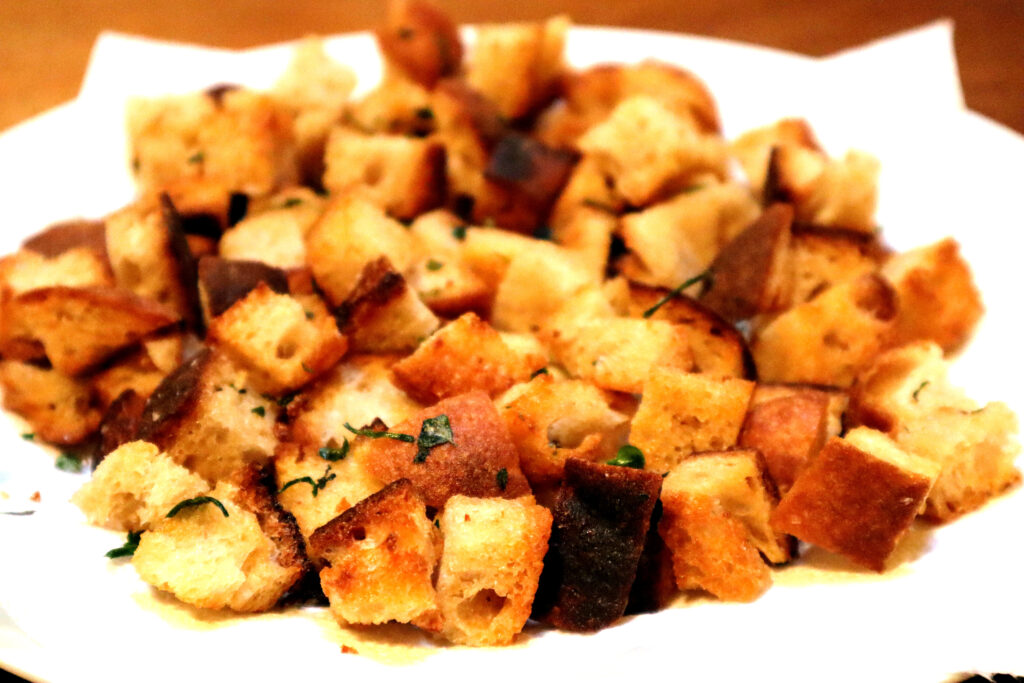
[
  {"left": 345, "top": 422, "right": 416, "bottom": 443},
  {"left": 452, "top": 225, "right": 467, "bottom": 241},
  {"left": 0, "top": 511, "right": 35, "bottom": 516},
  {"left": 530, "top": 367, "right": 549, "bottom": 379},
  {"left": 496, "top": 468, "right": 509, "bottom": 491},
  {"left": 912, "top": 381, "right": 930, "bottom": 402},
  {"left": 20, "top": 433, "right": 34, "bottom": 441},
  {"left": 251, "top": 406, "right": 266, "bottom": 417},
  {"left": 607, "top": 444, "right": 645, "bottom": 469},
  {"left": 187, "top": 151, "right": 205, "bottom": 164},
  {"left": 319, "top": 440, "right": 350, "bottom": 462},
  {"left": 166, "top": 496, "right": 229, "bottom": 519},
  {"left": 426, "top": 259, "right": 444, "bottom": 271},
  {"left": 414, "top": 415, "right": 455, "bottom": 463},
  {"left": 55, "top": 453, "right": 83, "bottom": 473},
  {"left": 301, "top": 362, "right": 313, "bottom": 373},
  {"left": 532, "top": 225, "right": 553, "bottom": 241},
  {"left": 279, "top": 466, "right": 336, "bottom": 498},
  {"left": 281, "top": 197, "right": 304, "bottom": 209},
  {"left": 304, "top": 310, "right": 315, "bottom": 320},
  {"left": 414, "top": 107, "right": 435, "bottom": 120},
  {"left": 106, "top": 530, "right": 143, "bottom": 559},
  {"left": 642, "top": 269, "right": 714, "bottom": 318},
  {"left": 582, "top": 198, "right": 617, "bottom": 213}
]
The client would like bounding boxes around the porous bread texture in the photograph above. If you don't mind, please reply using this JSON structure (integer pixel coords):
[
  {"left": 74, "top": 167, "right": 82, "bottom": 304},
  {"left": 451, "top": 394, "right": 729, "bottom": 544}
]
[
  {"left": 436, "top": 495, "right": 552, "bottom": 646},
  {"left": 218, "top": 190, "right": 325, "bottom": 269},
  {"left": 0, "top": 360, "right": 101, "bottom": 445},
  {"left": 490, "top": 245, "right": 597, "bottom": 333},
  {"left": 786, "top": 226, "right": 885, "bottom": 308},
  {"left": 73, "top": 440, "right": 209, "bottom": 531},
  {"left": 309, "top": 479, "right": 442, "bottom": 630},
  {"left": 0, "top": 248, "right": 112, "bottom": 294},
  {"left": 629, "top": 368, "right": 754, "bottom": 473}
]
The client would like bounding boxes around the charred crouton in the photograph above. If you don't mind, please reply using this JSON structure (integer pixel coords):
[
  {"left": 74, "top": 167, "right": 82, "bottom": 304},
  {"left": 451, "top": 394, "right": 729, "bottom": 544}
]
[
  {"left": 136, "top": 349, "right": 279, "bottom": 483},
  {"left": 72, "top": 440, "right": 209, "bottom": 531},
  {"left": 786, "top": 224, "right": 887, "bottom": 306},
  {"left": 729, "top": 118, "right": 821, "bottom": 196},
  {"left": 490, "top": 245, "right": 597, "bottom": 333},
  {"left": 363, "top": 391, "right": 531, "bottom": 508},
  {"left": 207, "top": 283, "right": 347, "bottom": 395},
  {"left": 197, "top": 256, "right": 289, "bottom": 321},
  {"left": 739, "top": 387, "right": 832, "bottom": 495},
  {"left": 96, "top": 389, "right": 148, "bottom": 458},
  {"left": 288, "top": 354, "right": 423, "bottom": 451},
  {"left": 336, "top": 257, "right": 440, "bottom": 353},
  {"left": 577, "top": 96, "right": 728, "bottom": 207},
  {"left": 218, "top": 189, "right": 325, "bottom": 270},
  {"left": 132, "top": 475, "right": 307, "bottom": 612},
  {"left": 89, "top": 347, "right": 168, "bottom": 409},
  {"left": 626, "top": 500, "right": 677, "bottom": 614},
  {"left": 376, "top": 0, "right": 463, "bottom": 88},
  {"left": 322, "top": 127, "right": 446, "bottom": 221},
  {"left": 880, "top": 237, "right": 983, "bottom": 353},
  {"left": 0, "top": 360, "right": 101, "bottom": 445},
  {"left": 436, "top": 495, "right": 552, "bottom": 646},
  {"left": 501, "top": 374, "right": 629, "bottom": 487},
  {"left": 22, "top": 218, "right": 108, "bottom": 259},
  {"left": 12, "top": 286, "right": 177, "bottom": 376},
  {"left": 391, "top": 312, "right": 542, "bottom": 404},
  {"left": 618, "top": 183, "right": 759, "bottom": 290},
  {"left": 771, "top": 427, "right": 939, "bottom": 571},
  {"left": 752, "top": 273, "right": 897, "bottom": 387},
  {"left": 535, "top": 458, "right": 662, "bottom": 631},
  {"left": 308, "top": 479, "right": 441, "bottom": 630},
  {"left": 699, "top": 203, "right": 793, "bottom": 322},
  {"left": 465, "top": 16, "right": 569, "bottom": 120},
  {"left": 304, "top": 193, "right": 418, "bottom": 306},
  {"left": 629, "top": 368, "right": 754, "bottom": 473}
]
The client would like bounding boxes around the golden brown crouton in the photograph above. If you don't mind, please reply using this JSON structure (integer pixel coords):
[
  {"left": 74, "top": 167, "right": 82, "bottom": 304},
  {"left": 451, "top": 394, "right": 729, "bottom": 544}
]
[
  {"left": 391, "top": 312, "right": 542, "bottom": 404},
  {"left": 405, "top": 211, "right": 492, "bottom": 317},
  {"left": 787, "top": 224, "right": 887, "bottom": 306},
  {"left": 376, "top": 0, "right": 463, "bottom": 88},
  {"left": 89, "top": 347, "right": 168, "bottom": 409},
  {"left": 628, "top": 368, "right": 754, "bottom": 473},
  {"left": 362, "top": 392, "right": 531, "bottom": 509},
  {"left": 197, "top": 256, "right": 289, "bottom": 322},
  {"left": 436, "top": 495, "right": 552, "bottom": 646},
  {"left": 551, "top": 205, "right": 616, "bottom": 280},
  {"left": 771, "top": 427, "right": 939, "bottom": 571},
  {"left": 490, "top": 245, "right": 597, "bottom": 333},
  {"left": 0, "top": 360, "right": 101, "bottom": 445},
  {"left": 729, "top": 118, "right": 821, "bottom": 196},
  {"left": 348, "top": 71, "right": 435, "bottom": 137},
  {"left": 218, "top": 190, "right": 325, "bottom": 270},
  {"left": 207, "top": 283, "right": 347, "bottom": 395},
  {"left": 309, "top": 479, "right": 441, "bottom": 630},
  {"left": 548, "top": 157, "right": 624, "bottom": 231},
  {"left": 72, "top": 440, "right": 209, "bottom": 531}
]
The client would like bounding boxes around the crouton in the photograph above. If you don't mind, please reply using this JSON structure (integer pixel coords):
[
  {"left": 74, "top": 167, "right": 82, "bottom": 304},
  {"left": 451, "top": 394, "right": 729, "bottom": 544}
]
[
  {"left": 376, "top": 0, "right": 463, "bottom": 88},
  {"left": 207, "top": 283, "right": 347, "bottom": 395},
  {"left": 752, "top": 273, "right": 897, "bottom": 387},
  {"left": 535, "top": 458, "right": 662, "bottom": 631},
  {"left": 786, "top": 224, "right": 887, "bottom": 306},
  {"left": 0, "top": 247, "right": 112, "bottom": 294},
  {"left": 771, "top": 427, "right": 939, "bottom": 571},
  {"left": 21, "top": 219, "right": 108, "bottom": 259},
  {"left": 577, "top": 96, "right": 728, "bottom": 207},
  {"left": 362, "top": 392, "right": 531, "bottom": 508},
  {"left": 751, "top": 383, "right": 848, "bottom": 441},
  {"left": 501, "top": 374, "right": 628, "bottom": 487},
  {"left": 629, "top": 368, "right": 754, "bottom": 473},
  {"left": 460, "top": 226, "right": 553, "bottom": 290},
  {"left": 89, "top": 347, "right": 168, "bottom": 408},
  {"left": 323, "top": 127, "right": 446, "bottom": 220},
  {"left": 197, "top": 256, "right": 289, "bottom": 321},
  {"left": 218, "top": 191, "right": 325, "bottom": 270},
  {"left": 729, "top": 118, "right": 821, "bottom": 196},
  {"left": 391, "top": 312, "right": 542, "bottom": 403},
  {"left": 335, "top": 257, "right": 440, "bottom": 353},
  {"left": 551, "top": 205, "right": 616, "bottom": 280},
  {"left": 72, "top": 440, "right": 209, "bottom": 531},
  {"left": 436, "top": 495, "right": 552, "bottom": 646},
  {"left": 490, "top": 245, "right": 596, "bottom": 333},
  {"left": 548, "top": 157, "right": 624, "bottom": 231},
  {"left": 348, "top": 71, "right": 435, "bottom": 137},
  {"left": 881, "top": 237, "right": 983, "bottom": 353},
  {"left": 136, "top": 349, "right": 279, "bottom": 483},
  {"left": 308, "top": 479, "right": 441, "bottom": 630},
  {"left": 96, "top": 389, "right": 147, "bottom": 458},
  {"left": 0, "top": 360, "right": 101, "bottom": 445}
]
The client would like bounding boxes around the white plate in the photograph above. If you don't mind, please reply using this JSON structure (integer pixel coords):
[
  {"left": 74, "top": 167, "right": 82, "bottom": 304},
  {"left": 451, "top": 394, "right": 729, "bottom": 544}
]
[{"left": 1, "top": 26, "right": 1023, "bottom": 683}]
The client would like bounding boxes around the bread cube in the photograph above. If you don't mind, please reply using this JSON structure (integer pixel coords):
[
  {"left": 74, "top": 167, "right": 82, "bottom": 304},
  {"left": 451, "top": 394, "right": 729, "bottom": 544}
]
[
  {"left": 551, "top": 205, "right": 616, "bottom": 280},
  {"left": 491, "top": 246, "right": 596, "bottom": 333},
  {"left": 207, "top": 283, "right": 347, "bottom": 395},
  {"left": 626, "top": 502, "right": 678, "bottom": 614},
  {"left": 308, "top": 479, "right": 441, "bottom": 630},
  {"left": 391, "top": 312, "right": 542, "bottom": 404},
  {"left": 535, "top": 458, "right": 662, "bottom": 631},
  {"left": 629, "top": 368, "right": 754, "bottom": 473},
  {"left": 436, "top": 495, "right": 552, "bottom": 646},
  {"left": 0, "top": 247, "right": 112, "bottom": 294},
  {"left": 89, "top": 347, "right": 167, "bottom": 409},
  {"left": 376, "top": 0, "right": 463, "bottom": 88},
  {"left": 771, "top": 427, "right": 939, "bottom": 571},
  {"left": 21, "top": 218, "right": 108, "bottom": 259},
  {"left": 0, "top": 360, "right": 101, "bottom": 445},
  {"left": 218, "top": 192, "right": 325, "bottom": 269},
  {"left": 548, "top": 157, "right": 625, "bottom": 230},
  {"left": 787, "top": 225, "right": 886, "bottom": 307},
  {"left": 197, "top": 256, "right": 289, "bottom": 322},
  {"left": 96, "top": 389, "right": 148, "bottom": 458},
  {"left": 729, "top": 118, "right": 820, "bottom": 195}
]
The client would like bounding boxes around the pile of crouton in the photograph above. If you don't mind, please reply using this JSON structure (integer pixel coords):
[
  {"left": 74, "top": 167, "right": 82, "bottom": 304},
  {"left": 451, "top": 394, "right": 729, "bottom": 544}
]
[{"left": 1, "top": 0, "right": 1019, "bottom": 650}]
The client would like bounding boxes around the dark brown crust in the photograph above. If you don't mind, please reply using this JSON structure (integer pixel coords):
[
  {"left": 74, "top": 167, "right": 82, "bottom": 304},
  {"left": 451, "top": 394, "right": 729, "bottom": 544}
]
[
  {"left": 376, "top": 0, "right": 463, "bottom": 89},
  {"left": 159, "top": 194, "right": 203, "bottom": 334},
  {"left": 334, "top": 256, "right": 406, "bottom": 330},
  {"left": 22, "top": 219, "right": 108, "bottom": 260},
  {"left": 309, "top": 478, "right": 419, "bottom": 559},
  {"left": 136, "top": 348, "right": 211, "bottom": 447},
  {"left": 535, "top": 458, "right": 662, "bottom": 631},
  {"left": 234, "top": 463, "right": 311, "bottom": 577},
  {"left": 625, "top": 499, "right": 677, "bottom": 614},
  {"left": 198, "top": 256, "right": 290, "bottom": 319},
  {"left": 96, "top": 389, "right": 147, "bottom": 461}
]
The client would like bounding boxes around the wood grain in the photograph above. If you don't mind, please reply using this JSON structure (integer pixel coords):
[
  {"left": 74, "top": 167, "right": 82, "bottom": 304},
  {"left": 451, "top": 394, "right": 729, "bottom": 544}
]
[{"left": 1, "top": 1, "right": 1021, "bottom": 133}]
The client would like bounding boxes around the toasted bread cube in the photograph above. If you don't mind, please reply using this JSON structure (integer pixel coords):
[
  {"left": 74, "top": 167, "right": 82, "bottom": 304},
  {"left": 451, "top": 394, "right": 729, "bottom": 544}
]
[
  {"left": 535, "top": 458, "right": 662, "bottom": 631},
  {"left": 466, "top": 16, "right": 568, "bottom": 120},
  {"left": 350, "top": 71, "right": 435, "bottom": 137},
  {"left": 629, "top": 368, "right": 754, "bottom": 473},
  {"left": 753, "top": 383, "right": 849, "bottom": 441},
  {"left": 309, "top": 479, "right": 441, "bottom": 629},
  {"left": 21, "top": 218, "right": 108, "bottom": 258},
  {"left": 0, "top": 360, "right": 101, "bottom": 445},
  {"left": 73, "top": 440, "right": 209, "bottom": 531},
  {"left": 752, "top": 274, "right": 897, "bottom": 387},
  {"left": 288, "top": 354, "right": 423, "bottom": 450},
  {"left": 405, "top": 210, "right": 492, "bottom": 316},
  {"left": 548, "top": 157, "right": 624, "bottom": 230},
  {"left": 305, "top": 193, "right": 418, "bottom": 306},
  {"left": 429, "top": 79, "right": 503, "bottom": 207},
  {"left": 132, "top": 475, "right": 307, "bottom": 612},
  {"left": 551, "top": 205, "right": 616, "bottom": 280},
  {"left": 376, "top": 0, "right": 463, "bottom": 88},
  {"left": 363, "top": 391, "right": 531, "bottom": 508},
  {"left": 771, "top": 427, "right": 939, "bottom": 571},
  {"left": 729, "top": 118, "right": 821, "bottom": 195},
  {"left": 207, "top": 283, "right": 347, "bottom": 395},
  {"left": 491, "top": 246, "right": 596, "bottom": 333},
  {"left": 336, "top": 257, "right": 440, "bottom": 353},
  {"left": 619, "top": 183, "right": 759, "bottom": 290},
  {"left": 323, "top": 127, "right": 446, "bottom": 220},
  {"left": 501, "top": 374, "right": 628, "bottom": 487},
  {"left": 577, "top": 96, "right": 728, "bottom": 207},
  {"left": 787, "top": 225, "right": 886, "bottom": 306},
  {"left": 90, "top": 347, "right": 167, "bottom": 409},
  {"left": 136, "top": 349, "right": 279, "bottom": 483},
  {"left": 436, "top": 495, "right": 552, "bottom": 646},
  {"left": 461, "top": 226, "right": 554, "bottom": 290},
  {"left": 881, "top": 238, "right": 983, "bottom": 353},
  {"left": 218, "top": 192, "right": 325, "bottom": 269},
  {"left": 197, "top": 256, "right": 290, "bottom": 322},
  {"left": 391, "top": 313, "right": 542, "bottom": 403}
]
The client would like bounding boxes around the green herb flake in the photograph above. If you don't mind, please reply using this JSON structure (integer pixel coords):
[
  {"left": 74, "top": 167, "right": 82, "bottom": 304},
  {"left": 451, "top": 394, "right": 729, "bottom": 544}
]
[
  {"left": 166, "top": 496, "right": 229, "bottom": 519},
  {"left": 642, "top": 269, "right": 715, "bottom": 319},
  {"left": 251, "top": 406, "right": 266, "bottom": 417},
  {"left": 532, "top": 225, "right": 553, "bottom": 241},
  {"left": 496, "top": 467, "right": 509, "bottom": 491},
  {"left": 912, "top": 380, "right": 930, "bottom": 402},
  {"left": 281, "top": 197, "right": 304, "bottom": 209},
  {"left": 55, "top": 453, "right": 83, "bottom": 473},
  {"left": 106, "top": 530, "right": 143, "bottom": 559},
  {"left": 530, "top": 367, "right": 549, "bottom": 379},
  {"left": 301, "top": 362, "right": 313, "bottom": 374},
  {"left": 607, "top": 444, "right": 645, "bottom": 469},
  {"left": 434, "top": 518, "right": 440, "bottom": 528},
  {"left": 344, "top": 422, "right": 416, "bottom": 443},
  {"left": 0, "top": 511, "right": 35, "bottom": 516},
  {"left": 279, "top": 466, "right": 336, "bottom": 498},
  {"left": 187, "top": 150, "right": 205, "bottom": 165},
  {"left": 414, "top": 414, "right": 455, "bottom": 463},
  {"left": 304, "top": 310, "right": 315, "bottom": 320},
  {"left": 20, "top": 433, "right": 34, "bottom": 441},
  {"left": 414, "top": 107, "right": 435, "bottom": 120},
  {"left": 426, "top": 259, "right": 444, "bottom": 271},
  {"left": 318, "top": 440, "right": 350, "bottom": 462},
  {"left": 581, "top": 198, "right": 617, "bottom": 213},
  {"left": 451, "top": 225, "right": 467, "bottom": 241}
]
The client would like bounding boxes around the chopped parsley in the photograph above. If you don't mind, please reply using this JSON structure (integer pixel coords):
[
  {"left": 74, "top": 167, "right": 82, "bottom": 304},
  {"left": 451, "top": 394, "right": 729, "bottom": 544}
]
[
  {"left": 414, "top": 415, "right": 455, "bottom": 463},
  {"left": 187, "top": 151, "right": 205, "bottom": 165},
  {"left": 642, "top": 269, "right": 715, "bottom": 318},
  {"left": 344, "top": 422, "right": 416, "bottom": 443},
  {"left": 397, "top": 26, "right": 415, "bottom": 39},
  {"left": 304, "top": 310, "right": 315, "bottom": 320},
  {"left": 251, "top": 406, "right": 266, "bottom": 417},
  {"left": 532, "top": 225, "right": 553, "bottom": 241},
  {"left": 530, "top": 367, "right": 549, "bottom": 379},
  {"left": 264, "top": 392, "right": 298, "bottom": 408},
  {"left": 279, "top": 466, "right": 336, "bottom": 498},
  {"left": 581, "top": 198, "right": 617, "bottom": 213},
  {"left": 607, "top": 444, "right": 645, "bottom": 469},
  {"left": 166, "top": 496, "right": 229, "bottom": 519},
  {"left": 496, "top": 468, "right": 509, "bottom": 491},
  {"left": 55, "top": 453, "right": 83, "bottom": 473},
  {"left": 414, "top": 107, "right": 435, "bottom": 120},
  {"left": 301, "top": 362, "right": 313, "bottom": 373},
  {"left": 912, "top": 381, "right": 930, "bottom": 402},
  {"left": 281, "top": 197, "right": 304, "bottom": 209},
  {"left": 106, "top": 530, "right": 143, "bottom": 559},
  {"left": 318, "top": 440, "right": 350, "bottom": 462},
  {"left": 426, "top": 259, "right": 444, "bottom": 271},
  {"left": 452, "top": 225, "right": 467, "bottom": 241},
  {"left": 20, "top": 433, "right": 34, "bottom": 441}
]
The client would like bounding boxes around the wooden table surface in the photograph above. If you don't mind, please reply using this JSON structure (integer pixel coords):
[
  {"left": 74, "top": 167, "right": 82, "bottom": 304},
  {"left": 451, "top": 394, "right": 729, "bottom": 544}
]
[{"left": 1, "top": 0, "right": 1022, "bottom": 135}]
